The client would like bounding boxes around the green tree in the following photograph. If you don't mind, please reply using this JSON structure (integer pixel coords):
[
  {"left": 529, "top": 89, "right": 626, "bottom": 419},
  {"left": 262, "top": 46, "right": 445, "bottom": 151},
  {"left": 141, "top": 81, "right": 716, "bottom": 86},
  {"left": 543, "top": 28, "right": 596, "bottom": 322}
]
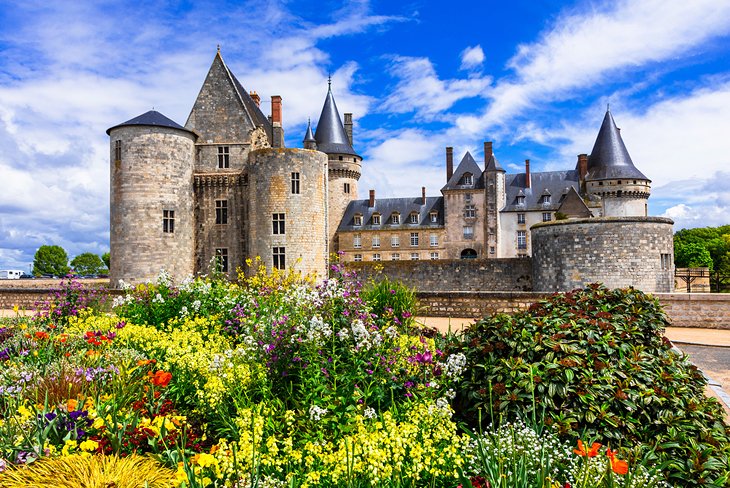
[
  {"left": 674, "top": 241, "right": 713, "bottom": 270},
  {"left": 70, "top": 252, "right": 105, "bottom": 276},
  {"left": 102, "top": 251, "right": 110, "bottom": 269},
  {"left": 32, "top": 245, "right": 70, "bottom": 277}
]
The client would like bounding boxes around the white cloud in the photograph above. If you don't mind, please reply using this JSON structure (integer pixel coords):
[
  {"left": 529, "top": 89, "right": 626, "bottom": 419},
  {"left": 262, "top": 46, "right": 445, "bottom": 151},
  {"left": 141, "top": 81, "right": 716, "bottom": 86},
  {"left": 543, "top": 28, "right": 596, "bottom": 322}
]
[{"left": 460, "top": 45, "right": 485, "bottom": 70}]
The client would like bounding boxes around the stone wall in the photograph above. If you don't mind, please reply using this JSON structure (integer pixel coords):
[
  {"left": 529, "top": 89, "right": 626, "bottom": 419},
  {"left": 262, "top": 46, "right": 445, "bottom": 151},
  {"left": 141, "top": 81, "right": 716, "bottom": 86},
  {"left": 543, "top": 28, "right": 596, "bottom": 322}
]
[
  {"left": 346, "top": 258, "right": 533, "bottom": 292},
  {"left": 531, "top": 216, "right": 674, "bottom": 293},
  {"left": 655, "top": 293, "right": 730, "bottom": 329}
]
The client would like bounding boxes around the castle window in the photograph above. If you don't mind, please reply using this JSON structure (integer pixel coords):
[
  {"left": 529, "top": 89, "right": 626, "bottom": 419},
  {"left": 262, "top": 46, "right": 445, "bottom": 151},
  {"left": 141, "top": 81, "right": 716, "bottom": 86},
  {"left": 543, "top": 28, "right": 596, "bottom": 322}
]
[
  {"left": 517, "top": 230, "right": 527, "bottom": 249},
  {"left": 464, "top": 205, "right": 476, "bottom": 218},
  {"left": 353, "top": 233, "right": 362, "bottom": 249},
  {"left": 273, "top": 247, "right": 286, "bottom": 270},
  {"left": 391, "top": 213, "right": 400, "bottom": 224},
  {"left": 410, "top": 253, "right": 419, "bottom": 260},
  {"left": 218, "top": 146, "right": 230, "bottom": 168},
  {"left": 391, "top": 235, "right": 400, "bottom": 248},
  {"left": 463, "top": 226, "right": 474, "bottom": 239},
  {"left": 163, "top": 210, "right": 175, "bottom": 233},
  {"left": 272, "top": 213, "right": 285, "bottom": 235},
  {"left": 661, "top": 253, "right": 671, "bottom": 270},
  {"left": 409, "top": 212, "right": 419, "bottom": 224},
  {"left": 516, "top": 195, "right": 525, "bottom": 205},
  {"left": 291, "top": 172, "right": 300, "bottom": 194},
  {"left": 354, "top": 254, "right": 362, "bottom": 262},
  {"left": 517, "top": 213, "right": 525, "bottom": 224},
  {"left": 490, "top": 246, "right": 495, "bottom": 254},
  {"left": 373, "top": 253, "right": 381, "bottom": 262},
  {"left": 430, "top": 211, "right": 438, "bottom": 223},
  {"left": 344, "top": 183, "right": 351, "bottom": 194},
  {"left": 430, "top": 234, "right": 438, "bottom": 247},
  {"left": 339, "top": 156, "right": 343, "bottom": 161},
  {"left": 391, "top": 253, "right": 400, "bottom": 261},
  {"left": 542, "top": 212, "right": 552, "bottom": 222},
  {"left": 410, "top": 232, "right": 419, "bottom": 246},
  {"left": 540, "top": 195, "right": 551, "bottom": 205},
  {"left": 430, "top": 252, "right": 439, "bottom": 260},
  {"left": 465, "top": 193, "right": 472, "bottom": 202},
  {"left": 372, "top": 214, "right": 381, "bottom": 225},
  {"left": 461, "top": 173, "right": 473, "bottom": 185},
  {"left": 114, "top": 140, "right": 122, "bottom": 162},
  {"left": 215, "top": 248, "right": 228, "bottom": 273},
  {"left": 599, "top": 181, "right": 604, "bottom": 186},
  {"left": 354, "top": 214, "right": 363, "bottom": 226},
  {"left": 372, "top": 235, "right": 380, "bottom": 248},
  {"left": 215, "top": 200, "right": 228, "bottom": 225}
]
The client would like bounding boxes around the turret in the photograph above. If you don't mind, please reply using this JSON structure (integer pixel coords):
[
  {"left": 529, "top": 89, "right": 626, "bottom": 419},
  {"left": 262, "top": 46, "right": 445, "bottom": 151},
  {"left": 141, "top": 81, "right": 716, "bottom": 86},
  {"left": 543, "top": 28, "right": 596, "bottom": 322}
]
[
  {"left": 303, "top": 119, "right": 317, "bottom": 150},
  {"left": 483, "top": 141, "right": 505, "bottom": 258}
]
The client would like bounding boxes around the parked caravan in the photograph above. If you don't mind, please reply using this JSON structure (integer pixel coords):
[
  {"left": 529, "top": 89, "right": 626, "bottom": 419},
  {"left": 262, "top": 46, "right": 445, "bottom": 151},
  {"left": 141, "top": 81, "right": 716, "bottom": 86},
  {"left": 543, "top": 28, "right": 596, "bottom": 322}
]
[{"left": 0, "top": 270, "right": 23, "bottom": 279}]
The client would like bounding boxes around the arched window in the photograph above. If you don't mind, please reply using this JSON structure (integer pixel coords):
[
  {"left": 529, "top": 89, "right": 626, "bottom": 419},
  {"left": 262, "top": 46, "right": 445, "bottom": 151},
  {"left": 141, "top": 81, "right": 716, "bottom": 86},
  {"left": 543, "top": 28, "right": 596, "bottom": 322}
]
[{"left": 460, "top": 248, "right": 477, "bottom": 259}]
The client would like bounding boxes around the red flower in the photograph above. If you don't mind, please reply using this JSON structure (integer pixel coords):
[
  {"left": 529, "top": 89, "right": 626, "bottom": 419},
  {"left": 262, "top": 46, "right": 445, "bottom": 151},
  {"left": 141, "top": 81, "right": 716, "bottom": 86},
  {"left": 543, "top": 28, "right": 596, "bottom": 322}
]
[
  {"left": 34, "top": 331, "right": 49, "bottom": 340},
  {"left": 150, "top": 371, "right": 172, "bottom": 387},
  {"left": 574, "top": 440, "right": 601, "bottom": 457}
]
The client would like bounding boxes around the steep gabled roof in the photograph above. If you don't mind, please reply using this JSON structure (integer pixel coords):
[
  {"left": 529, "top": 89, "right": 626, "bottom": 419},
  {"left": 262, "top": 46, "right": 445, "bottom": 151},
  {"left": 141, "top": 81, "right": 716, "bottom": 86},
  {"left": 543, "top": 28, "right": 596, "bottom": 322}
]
[
  {"left": 503, "top": 170, "right": 581, "bottom": 211},
  {"left": 338, "top": 197, "right": 444, "bottom": 232},
  {"left": 106, "top": 110, "right": 193, "bottom": 135},
  {"left": 227, "top": 68, "right": 273, "bottom": 141},
  {"left": 557, "top": 186, "right": 592, "bottom": 218},
  {"left": 484, "top": 154, "right": 505, "bottom": 172},
  {"left": 442, "top": 151, "right": 485, "bottom": 191},
  {"left": 314, "top": 85, "right": 358, "bottom": 156},
  {"left": 586, "top": 110, "right": 648, "bottom": 181}
]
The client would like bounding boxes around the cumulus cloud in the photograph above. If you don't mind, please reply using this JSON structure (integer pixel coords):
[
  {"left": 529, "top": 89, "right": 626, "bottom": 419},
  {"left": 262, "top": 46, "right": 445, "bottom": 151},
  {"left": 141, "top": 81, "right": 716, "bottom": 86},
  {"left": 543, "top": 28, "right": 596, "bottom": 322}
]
[{"left": 460, "top": 45, "right": 485, "bottom": 70}]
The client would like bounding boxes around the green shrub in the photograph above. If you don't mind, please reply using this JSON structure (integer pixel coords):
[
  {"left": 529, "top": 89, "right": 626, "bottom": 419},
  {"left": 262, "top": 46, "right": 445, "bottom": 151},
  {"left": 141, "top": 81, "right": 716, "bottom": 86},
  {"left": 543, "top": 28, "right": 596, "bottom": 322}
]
[
  {"left": 454, "top": 284, "right": 730, "bottom": 487},
  {"left": 361, "top": 276, "right": 419, "bottom": 330}
]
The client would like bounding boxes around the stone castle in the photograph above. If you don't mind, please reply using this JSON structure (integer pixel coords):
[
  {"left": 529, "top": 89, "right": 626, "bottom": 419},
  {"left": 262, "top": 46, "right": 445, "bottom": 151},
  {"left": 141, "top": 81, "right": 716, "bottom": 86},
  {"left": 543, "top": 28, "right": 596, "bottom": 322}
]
[{"left": 108, "top": 50, "right": 674, "bottom": 292}]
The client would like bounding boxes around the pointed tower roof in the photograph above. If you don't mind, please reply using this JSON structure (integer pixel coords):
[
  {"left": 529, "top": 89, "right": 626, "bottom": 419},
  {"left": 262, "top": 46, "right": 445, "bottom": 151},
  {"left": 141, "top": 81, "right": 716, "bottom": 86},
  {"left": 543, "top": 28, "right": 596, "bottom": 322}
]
[
  {"left": 106, "top": 110, "right": 193, "bottom": 135},
  {"left": 442, "top": 151, "right": 485, "bottom": 191},
  {"left": 586, "top": 110, "right": 648, "bottom": 181},
  {"left": 485, "top": 153, "right": 504, "bottom": 172},
  {"left": 314, "top": 83, "right": 358, "bottom": 156},
  {"left": 303, "top": 118, "right": 316, "bottom": 143}
]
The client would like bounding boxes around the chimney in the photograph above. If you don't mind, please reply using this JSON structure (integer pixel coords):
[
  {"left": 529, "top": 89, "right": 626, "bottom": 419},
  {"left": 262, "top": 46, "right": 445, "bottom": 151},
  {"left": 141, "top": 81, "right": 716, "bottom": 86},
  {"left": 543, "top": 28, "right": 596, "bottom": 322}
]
[
  {"left": 369, "top": 189, "right": 375, "bottom": 207},
  {"left": 422, "top": 186, "right": 426, "bottom": 205},
  {"left": 271, "top": 96, "right": 284, "bottom": 148},
  {"left": 250, "top": 91, "right": 260, "bottom": 107},
  {"left": 344, "top": 113, "right": 353, "bottom": 146},
  {"left": 525, "top": 159, "right": 531, "bottom": 189},
  {"left": 577, "top": 154, "right": 588, "bottom": 183},
  {"left": 484, "top": 141, "right": 493, "bottom": 164},
  {"left": 446, "top": 147, "right": 454, "bottom": 181}
]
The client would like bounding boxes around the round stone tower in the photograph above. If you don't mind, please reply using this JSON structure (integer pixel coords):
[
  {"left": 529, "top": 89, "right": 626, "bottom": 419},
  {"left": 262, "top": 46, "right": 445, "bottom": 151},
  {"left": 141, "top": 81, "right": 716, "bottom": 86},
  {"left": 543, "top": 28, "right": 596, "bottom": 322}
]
[
  {"left": 247, "top": 148, "right": 329, "bottom": 278},
  {"left": 585, "top": 110, "right": 651, "bottom": 217},
  {"left": 312, "top": 83, "right": 362, "bottom": 252},
  {"left": 107, "top": 110, "right": 196, "bottom": 286}
]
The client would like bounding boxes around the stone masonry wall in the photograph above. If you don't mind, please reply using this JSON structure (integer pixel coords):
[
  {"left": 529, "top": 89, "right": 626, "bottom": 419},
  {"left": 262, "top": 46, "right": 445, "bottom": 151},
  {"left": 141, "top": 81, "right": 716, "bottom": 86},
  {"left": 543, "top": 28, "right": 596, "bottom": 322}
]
[
  {"left": 531, "top": 217, "right": 674, "bottom": 293},
  {"left": 346, "top": 258, "right": 533, "bottom": 292}
]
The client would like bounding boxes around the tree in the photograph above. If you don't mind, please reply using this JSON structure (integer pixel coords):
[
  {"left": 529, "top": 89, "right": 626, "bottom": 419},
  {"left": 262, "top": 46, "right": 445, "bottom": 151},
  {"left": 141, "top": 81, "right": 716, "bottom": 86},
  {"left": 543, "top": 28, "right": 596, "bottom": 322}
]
[
  {"left": 102, "top": 251, "right": 110, "bottom": 269},
  {"left": 71, "top": 253, "right": 105, "bottom": 276},
  {"left": 674, "top": 242, "right": 713, "bottom": 270},
  {"left": 32, "top": 245, "right": 70, "bottom": 277}
]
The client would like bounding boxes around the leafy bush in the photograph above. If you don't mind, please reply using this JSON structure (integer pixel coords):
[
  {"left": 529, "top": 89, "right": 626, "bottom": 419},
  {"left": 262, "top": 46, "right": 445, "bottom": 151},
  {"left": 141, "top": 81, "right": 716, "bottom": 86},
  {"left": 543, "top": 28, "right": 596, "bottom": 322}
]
[
  {"left": 361, "top": 276, "right": 420, "bottom": 329},
  {"left": 453, "top": 284, "right": 730, "bottom": 487}
]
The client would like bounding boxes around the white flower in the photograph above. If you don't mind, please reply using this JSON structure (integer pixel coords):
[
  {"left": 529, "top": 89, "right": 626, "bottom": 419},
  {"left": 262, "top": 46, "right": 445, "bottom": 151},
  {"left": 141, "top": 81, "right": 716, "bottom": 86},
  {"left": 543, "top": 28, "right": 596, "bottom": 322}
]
[
  {"left": 441, "top": 353, "right": 467, "bottom": 379},
  {"left": 363, "top": 407, "right": 376, "bottom": 419},
  {"left": 152, "top": 293, "right": 165, "bottom": 304},
  {"left": 308, "top": 405, "right": 328, "bottom": 421}
]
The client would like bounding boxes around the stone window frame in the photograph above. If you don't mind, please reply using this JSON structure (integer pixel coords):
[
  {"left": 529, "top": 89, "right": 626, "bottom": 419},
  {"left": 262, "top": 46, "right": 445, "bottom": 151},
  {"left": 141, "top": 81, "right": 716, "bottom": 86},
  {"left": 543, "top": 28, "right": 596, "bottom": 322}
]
[
  {"left": 464, "top": 204, "right": 476, "bottom": 219},
  {"left": 354, "top": 214, "right": 363, "bottom": 226},
  {"left": 372, "top": 235, "right": 380, "bottom": 248},
  {"left": 429, "top": 211, "right": 438, "bottom": 223},
  {"left": 272, "top": 213, "right": 285, "bottom": 235},
  {"left": 430, "top": 252, "right": 439, "bottom": 260},
  {"left": 661, "top": 253, "right": 672, "bottom": 270},
  {"left": 391, "top": 235, "right": 400, "bottom": 248},
  {"left": 291, "top": 172, "right": 300, "bottom": 194},
  {"left": 344, "top": 183, "right": 351, "bottom": 194},
  {"left": 372, "top": 253, "right": 381, "bottom": 262},
  {"left": 517, "top": 213, "right": 525, "bottom": 224},
  {"left": 353, "top": 233, "right": 362, "bottom": 249},
  {"left": 215, "top": 199, "right": 228, "bottom": 225},
  {"left": 410, "top": 252, "right": 419, "bottom": 261},
  {"left": 215, "top": 248, "right": 228, "bottom": 273},
  {"left": 461, "top": 173, "right": 473, "bottom": 186},
  {"left": 372, "top": 213, "right": 381, "bottom": 225},
  {"left": 354, "top": 254, "right": 363, "bottom": 262},
  {"left": 490, "top": 246, "right": 495, "bottom": 254},
  {"left": 217, "top": 146, "right": 230, "bottom": 169},
  {"left": 516, "top": 195, "right": 525, "bottom": 206},
  {"left": 391, "top": 212, "right": 401, "bottom": 224},
  {"left": 517, "top": 230, "right": 527, "bottom": 249},
  {"left": 542, "top": 212, "right": 552, "bottom": 222},
  {"left": 114, "top": 140, "right": 122, "bottom": 162},
  {"left": 410, "top": 232, "right": 419, "bottom": 247},
  {"left": 465, "top": 193, "right": 473, "bottom": 203},
  {"left": 163, "top": 209, "right": 175, "bottom": 233},
  {"left": 540, "top": 194, "right": 551, "bottom": 205},
  {"left": 409, "top": 212, "right": 419, "bottom": 224},
  {"left": 463, "top": 226, "right": 474, "bottom": 239},
  {"left": 430, "top": 234, "right": 438, "bottom": 247},
  {"left": 391, "top": 253, "right": 400, "bottom": 261},
  {"left": 273, "top": 246, "right": 286, "bottom": 270}
]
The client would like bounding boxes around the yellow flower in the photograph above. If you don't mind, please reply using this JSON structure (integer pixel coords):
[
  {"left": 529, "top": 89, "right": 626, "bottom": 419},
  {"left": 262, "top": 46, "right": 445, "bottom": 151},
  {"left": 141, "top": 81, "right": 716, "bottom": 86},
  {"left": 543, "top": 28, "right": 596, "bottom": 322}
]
[
  {"left": 13, "top": 305, "right": 19, "bottom": 314},
  {"left": 194, "top": 453, "right": 218, "bottom": 469},
  {"left": 80, "top": 439, "right": 99, "bottom": 452},
  {"left": 17, "top": 404, "right": 32, "bottom": 420},
  {"left": 62, "top": 439, "right": 78, "bottom": 456}
]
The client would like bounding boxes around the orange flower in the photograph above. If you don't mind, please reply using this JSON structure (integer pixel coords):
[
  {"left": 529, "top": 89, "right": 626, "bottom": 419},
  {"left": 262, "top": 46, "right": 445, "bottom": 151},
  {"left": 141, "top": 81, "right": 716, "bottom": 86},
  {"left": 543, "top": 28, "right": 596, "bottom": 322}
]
[
  {"left": 57, "top": 334, "right": 68, "bottom": 343},
  {"left": 574, "top": 440, "right": 601, "bottom": 457},
  {"left": 150, "top": 370, "right": 172, "bottom": 388},
  {"left": 137, "top": 359, "right": 156, "bottom": 366},
  {"left": 34, "top": 331, "right": 49, "bottom": 340},
  {"left": 67, "top": 398, "right": 78, "bottom": 411},
  {"left": 606, "top": 448, "right": 629, "bottom": 475}
]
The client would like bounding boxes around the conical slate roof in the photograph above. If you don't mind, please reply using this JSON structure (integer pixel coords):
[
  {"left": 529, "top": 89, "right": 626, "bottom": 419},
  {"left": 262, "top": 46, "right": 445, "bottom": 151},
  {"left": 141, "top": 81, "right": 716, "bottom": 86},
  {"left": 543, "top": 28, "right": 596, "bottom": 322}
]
[
  {"left": 485, "top": 153, "right": 504, "bottom": 172},
  {"left": 586, "top": 110, "right": 648, "bottom": 181},
  {"left": 314, "top": 85, "right": 358, "bottom": 156},
  {"left": 106, "top": 110, "right": 192, "bottom": 135},
  {"left": 303, "top": 119, "right": 316, "bottom": 143}
]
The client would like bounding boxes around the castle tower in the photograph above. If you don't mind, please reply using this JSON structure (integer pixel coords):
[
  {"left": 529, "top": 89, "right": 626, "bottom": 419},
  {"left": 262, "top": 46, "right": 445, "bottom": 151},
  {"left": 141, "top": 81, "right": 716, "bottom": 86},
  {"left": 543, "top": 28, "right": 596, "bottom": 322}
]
[
  {"left": 313, "top": 82, "right": 362, "bottom": 252},
  {"left": 107, "top": 110, "right": 196, "bottom": 285},
  {"left": 585, "top": 110, "right": 651, "bottom": 217},
  {"left": 303, "top": 119, "right": 317, "bottom": 150},
  {"left": 483, "top": 141, "right": 505, "bottom": 258}
]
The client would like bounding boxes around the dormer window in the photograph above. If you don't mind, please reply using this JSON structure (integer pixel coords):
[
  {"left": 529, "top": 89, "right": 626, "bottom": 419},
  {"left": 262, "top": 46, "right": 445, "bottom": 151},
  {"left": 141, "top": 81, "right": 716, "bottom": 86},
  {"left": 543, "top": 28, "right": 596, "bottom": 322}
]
[
  {"left": 516, "top": 195, "right": 525, "bottom": 205},
  {"left": 461, "top": 172, "right": 473, "bottom": 185},
  {"left": 429, "top": 211, "right": 438, "bottom": 223},
  {"left": 391, "top": 213, "right": 400, "bottom": 224},
  {"left": 409, "top": 212, "right": 419, "bottom": 224},
  {"left": 354, "top": 214, "right": 363, "bottom": 226},
  {"left": 540, "top": 195, "right": 551, "bottom": 205},
  {"left": 372, "top": 213, "right": 381, "bottom": 225}
]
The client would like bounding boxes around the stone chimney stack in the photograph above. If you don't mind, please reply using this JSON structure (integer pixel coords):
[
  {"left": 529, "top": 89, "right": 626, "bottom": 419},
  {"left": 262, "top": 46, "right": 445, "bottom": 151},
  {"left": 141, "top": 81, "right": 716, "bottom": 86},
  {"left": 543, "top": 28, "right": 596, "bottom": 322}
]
[
  {"left": 344, "top": 113, "right": 353, "bottom": 146},
  {"left": 577, "top": 153, "right": 588, "bottom": 184},
  {"left": 271, "top": 95, "right": 284, "bottom": 148},
  {"left": 525, "top": 159, "right": 531, "bottom": 189},
  {"left": 250, "top": 91, "right": 260, "bottom": 107},
  {"left": 422, "top": 186, "right": 426, "bottom": 205},
  {"left": 484, "top": 141, "right": 493, "bottom": 164},
  {"left": 369, "top": 189, "right": 375, "bottom": 207},
  {"left": 446, "top": 147, "right": 454, "bottom": 181}
]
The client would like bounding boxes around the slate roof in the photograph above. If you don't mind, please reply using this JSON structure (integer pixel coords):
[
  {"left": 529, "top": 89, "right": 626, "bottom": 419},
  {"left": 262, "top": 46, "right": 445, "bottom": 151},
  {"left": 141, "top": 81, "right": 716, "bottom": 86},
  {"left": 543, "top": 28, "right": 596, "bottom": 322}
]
[
  {"left": 484, "top": 154, "right": 505, "bottom": 172},
  {"left": 314, "top": 85, "right": 359, "bottom": 156},
  {"left": 226, "top": 63, "right": 273, "bottom": 142},
  {"left": 441, "top": 152, "right": 485, "bottom": 191},
  {"left": 338, "top": 196, "right": 444, "bottom": 232},
  {"left": 586, "top": 110, "right": 648, "bottom": 181},
  {"left": 303, "top": 119, "right": 315, "bottom": 143},
  {"left": 502, "top": 170, "right": 581, "bottom": 212},
  {"left": 106, "top": 110, "right": 194, "bottom": 135}
]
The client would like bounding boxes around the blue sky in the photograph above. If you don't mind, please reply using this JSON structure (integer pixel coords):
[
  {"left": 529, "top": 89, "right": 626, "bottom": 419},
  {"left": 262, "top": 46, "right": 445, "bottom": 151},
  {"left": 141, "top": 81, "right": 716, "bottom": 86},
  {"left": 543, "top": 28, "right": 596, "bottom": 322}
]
[{"left": 1, "top": 0, "right": 730, "bottom": 270}]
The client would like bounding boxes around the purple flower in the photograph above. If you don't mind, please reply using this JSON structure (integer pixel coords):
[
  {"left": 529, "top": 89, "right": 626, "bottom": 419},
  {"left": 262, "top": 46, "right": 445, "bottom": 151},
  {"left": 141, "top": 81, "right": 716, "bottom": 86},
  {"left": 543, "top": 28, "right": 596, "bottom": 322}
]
[{"left": 44, "top": 412, "right": 57, "bottom": 422}]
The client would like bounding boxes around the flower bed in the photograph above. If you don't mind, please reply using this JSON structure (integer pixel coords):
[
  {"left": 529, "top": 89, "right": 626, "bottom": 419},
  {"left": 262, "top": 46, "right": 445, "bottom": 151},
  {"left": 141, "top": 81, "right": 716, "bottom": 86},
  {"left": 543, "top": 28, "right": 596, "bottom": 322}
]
[{"left": 0, "top": 263, "right": 725, "bottom": 487}]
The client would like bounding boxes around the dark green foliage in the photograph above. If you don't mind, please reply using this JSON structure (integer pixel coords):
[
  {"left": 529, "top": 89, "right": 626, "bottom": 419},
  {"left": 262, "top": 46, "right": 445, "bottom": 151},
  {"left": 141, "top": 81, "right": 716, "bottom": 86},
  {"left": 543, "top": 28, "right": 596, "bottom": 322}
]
[
  {"left": 674, "top": 225, "right": 730, "bottom": 273},
  {"left": 454, "top": 285, "right": 730, "bottom": 487},
  {"left": 32, "top": 245, "right": 70, "bottom": 277},
  {"left": 102, "top": 251, "right": 111, "bottom": 269},
  {"left": 70, "top": 252, "right": 106, "bottom": 276},
  {"left": 361, "top": 276, "right": 419, "bottom": 329},
  {"left": 675, "top": 242, "right": 715, "bottom": 270}
]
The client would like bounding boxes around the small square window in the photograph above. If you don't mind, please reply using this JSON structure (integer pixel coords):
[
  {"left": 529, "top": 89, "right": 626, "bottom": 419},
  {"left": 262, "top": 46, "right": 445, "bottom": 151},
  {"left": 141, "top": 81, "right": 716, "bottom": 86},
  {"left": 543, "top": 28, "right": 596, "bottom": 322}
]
[
  {"left": 291, "top": 172, "right": 300, "bottom": 194},
  {"left": 372, "top": 214, "right": 381, "bottom": 225},
  {"left": 489, "top": 246, "right": 495, "bottom": 254},
  {"left": 218, "top": 146, "right": 230, "bottom": 168},
  {"left": 354, "top": 254, "right": 362, "bottom": 262},
  {"left": 354, "top": 215, "right": 363, "bottom": 226},
  {"left": 516, "top": 195, "right": 525, "bottom": 205},
  {"left": 430, "top": 252, "right": 439, "bottom": 260},
  {"left": 409, "top": 213, "right": 419, "bottom": 224},
  {"left": 391, "top": 213, "right": 400, "bottom": 224},
  {"left": 542, "top": 212, "right": 552, "bottom": 222},
  {"left": 463, "top": 226, "right": 474, "bottom": 239},
  {"left": 391, "top": 253, "right": 400, "bottom": 261},
  {"left": 410, "top": 252, "right": 419, "bottom": 260},
  {"left": 372, "top": 253, "right": 381, "bottom": 262},
  {"left": 517, "top": 213, "right": 525, "bottom": 224},
  {"left": 464, "top": 205, "right": 476, "bottom": 218},
  {"left": 429, "top": 212, "right": 438, "bottom": 223},
  {"left": 465, "top": 193, "right": 472, "bottom": 202},
  {"left": 273, "top": 246, "right": 286, "bottom": 270}
]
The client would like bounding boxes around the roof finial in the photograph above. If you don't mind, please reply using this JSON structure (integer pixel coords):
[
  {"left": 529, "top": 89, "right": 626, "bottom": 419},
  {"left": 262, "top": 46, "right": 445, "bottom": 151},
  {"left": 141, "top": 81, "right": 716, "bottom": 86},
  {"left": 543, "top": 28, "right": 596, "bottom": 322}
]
[
  {"left": 607, "top": 102, "right": 610, "bottom": 112},
  {"left": 217, "top": 44, "right": 221, "bottom": 53},
  {"left": 328, "top": 73, "right": 332, "bottom": 88}
]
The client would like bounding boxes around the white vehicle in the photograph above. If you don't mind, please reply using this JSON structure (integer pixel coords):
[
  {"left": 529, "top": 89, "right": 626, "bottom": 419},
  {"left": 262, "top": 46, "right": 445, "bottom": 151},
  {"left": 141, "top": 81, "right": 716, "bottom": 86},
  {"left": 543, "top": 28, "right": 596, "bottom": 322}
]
[{"left": 0, "top": 270, "right": 23, "bottom": 279}]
